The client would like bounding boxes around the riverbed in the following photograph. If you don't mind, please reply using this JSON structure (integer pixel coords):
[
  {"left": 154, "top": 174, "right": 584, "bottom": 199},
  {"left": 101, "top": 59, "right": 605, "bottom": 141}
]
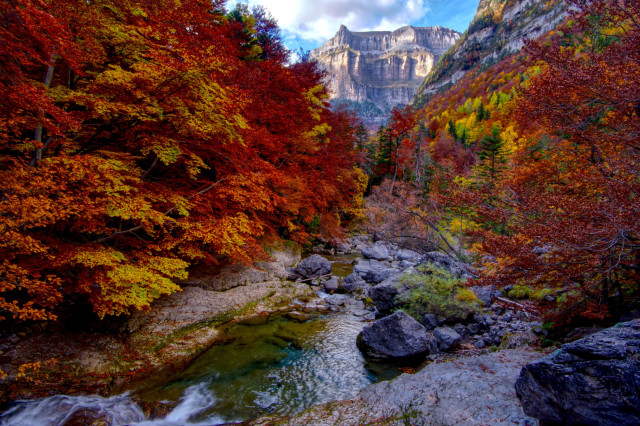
[{"left": 0, "top": 308, "right": 403, "bottom": 425}]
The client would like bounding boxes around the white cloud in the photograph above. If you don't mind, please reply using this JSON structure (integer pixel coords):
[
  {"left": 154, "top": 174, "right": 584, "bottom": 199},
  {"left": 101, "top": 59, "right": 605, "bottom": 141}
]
[{"left": 227, "top": 0, "right": 431, "bottom": 44}]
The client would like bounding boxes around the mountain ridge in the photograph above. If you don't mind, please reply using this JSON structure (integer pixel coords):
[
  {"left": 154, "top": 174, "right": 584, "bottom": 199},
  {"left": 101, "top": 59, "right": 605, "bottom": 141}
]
[
  {"left": 310, "top": 24, "right": 460, "bottom": 126},
  {"left": 414, "top": 0, "right": 568, "bottom": 105}
]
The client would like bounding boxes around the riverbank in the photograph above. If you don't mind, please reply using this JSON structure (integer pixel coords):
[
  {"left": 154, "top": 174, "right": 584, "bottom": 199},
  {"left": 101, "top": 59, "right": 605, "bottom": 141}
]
[
  {"left": 250, "top": 348, "right": 546, "bottom": 425},
  {"left": 0, "top": 247, "right": 325, "bottom": 404}
]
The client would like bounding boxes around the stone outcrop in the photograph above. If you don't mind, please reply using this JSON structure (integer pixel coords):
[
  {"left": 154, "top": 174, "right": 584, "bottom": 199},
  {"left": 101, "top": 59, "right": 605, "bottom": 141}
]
[
  {"left": 516, "top": 320, "right": 640, "bottom": 425},
  {"left": 181, "top": 247, "right": 300, "bottom": 291},
  {"left": 310, "top": 25, "right": 459, "bottom": 113}
]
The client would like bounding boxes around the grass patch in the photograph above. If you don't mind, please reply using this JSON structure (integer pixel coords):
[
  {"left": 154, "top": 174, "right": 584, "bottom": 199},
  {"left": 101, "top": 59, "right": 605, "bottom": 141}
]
[{"left": 394, "top": 264, "right": 479, "bottom": 323}]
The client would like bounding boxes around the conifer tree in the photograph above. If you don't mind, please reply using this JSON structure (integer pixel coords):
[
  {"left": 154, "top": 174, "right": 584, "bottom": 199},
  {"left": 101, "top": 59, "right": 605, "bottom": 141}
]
[
  {"left": 447, "top": 119, "right": 457, "bottom": 140},
  {"left": 477, "top": 125, "right": 506, "bottom": 185}
]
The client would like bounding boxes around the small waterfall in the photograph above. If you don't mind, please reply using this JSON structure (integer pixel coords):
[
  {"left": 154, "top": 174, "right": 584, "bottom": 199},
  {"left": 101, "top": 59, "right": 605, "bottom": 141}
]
[
  {"left": 139, "top": 383, "right": 225, "bottom": 425},
  {"left": 0, "top": 393, "right": 145, "bottom": 426},
  {"left": 0, "top": 384, "right": 224, "bottom": 426}
]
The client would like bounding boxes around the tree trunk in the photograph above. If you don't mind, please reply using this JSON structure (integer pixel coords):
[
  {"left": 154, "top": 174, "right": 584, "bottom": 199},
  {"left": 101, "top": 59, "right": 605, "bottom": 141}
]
[{"left": 30, "top": 54, "right": 56, "bottom": 167}]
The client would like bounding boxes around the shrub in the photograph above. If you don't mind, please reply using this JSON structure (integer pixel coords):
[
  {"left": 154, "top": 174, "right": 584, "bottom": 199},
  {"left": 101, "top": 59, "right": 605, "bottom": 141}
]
[
  {"left": 456, "top": 288, "right": 479, "bottom": 303},
  {"left": 394, "top": 264, "right": 479, "bottom": 322},
  {"left": 508, "top": 285, "right": 533, "bottom": 299}
]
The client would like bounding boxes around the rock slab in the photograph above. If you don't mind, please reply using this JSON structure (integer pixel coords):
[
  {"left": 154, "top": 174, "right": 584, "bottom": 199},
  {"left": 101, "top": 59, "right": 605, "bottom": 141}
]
[
  {"left": 357, "top": 310, "right": 433, "bottom": 360},
  {"left": 516, "top": 320, "right": 640, "bottom": 425},
  {"left": 252, "top": 349, "right": 541, "bottom": 425}
]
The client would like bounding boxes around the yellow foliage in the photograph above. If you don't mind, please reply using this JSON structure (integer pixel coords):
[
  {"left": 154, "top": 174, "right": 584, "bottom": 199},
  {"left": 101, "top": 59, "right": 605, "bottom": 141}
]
[
  {"left": 456, "top": 288, "right": 479, "bottom": 303},
  {"left": 501, "top": 125, "right": 518, "bottom": 154}
]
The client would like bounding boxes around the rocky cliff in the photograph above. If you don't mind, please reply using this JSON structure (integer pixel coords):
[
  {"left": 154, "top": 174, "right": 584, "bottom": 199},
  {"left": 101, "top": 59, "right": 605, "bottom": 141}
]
[
  {"left": 310, "top": 25, "right": 460, "bottom": 120},
  {"left": 415, "top": 0, "right": 568, "bottom": 104}
]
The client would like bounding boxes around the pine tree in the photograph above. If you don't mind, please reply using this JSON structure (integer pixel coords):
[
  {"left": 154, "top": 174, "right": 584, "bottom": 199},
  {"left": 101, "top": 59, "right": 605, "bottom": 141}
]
[
  {"left": 447, "top": 119, "right": 457, "bottom": 140},
  {"left": 477, "top": 103, "right": 490, "bottom": 121},
  {"left": 478, "top": 126, "right": 507, "bottom": 185},
  {"left": 460, "top": 128, "right": 468, "bottom": 148}
]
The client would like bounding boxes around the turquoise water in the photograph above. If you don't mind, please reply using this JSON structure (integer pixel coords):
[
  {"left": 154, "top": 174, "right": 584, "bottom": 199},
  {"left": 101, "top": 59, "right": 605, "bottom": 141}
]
[{"left": 134, "top": 313, "right": 402, "bottom": 423}]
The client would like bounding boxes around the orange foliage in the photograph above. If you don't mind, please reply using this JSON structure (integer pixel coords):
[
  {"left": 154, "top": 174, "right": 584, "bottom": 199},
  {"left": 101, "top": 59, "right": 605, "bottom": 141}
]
[
  {"left": 373, "top": 0, "right": 640, "bottom": 325},
  {"left": 0, "top": 0, "right": 365, "bottom": 321}
]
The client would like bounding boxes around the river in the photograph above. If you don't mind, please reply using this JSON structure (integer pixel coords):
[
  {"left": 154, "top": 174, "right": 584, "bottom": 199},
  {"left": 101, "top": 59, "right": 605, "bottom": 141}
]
[{"left": 1, "top": 281, "right": 404, "bottom": 425}]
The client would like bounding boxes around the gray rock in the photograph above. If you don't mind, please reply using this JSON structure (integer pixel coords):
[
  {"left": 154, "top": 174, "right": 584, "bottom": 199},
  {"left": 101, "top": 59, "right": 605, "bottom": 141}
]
[
  {"left": 372, "top": 268, "right": 400, "bottom": 283},
  {"left": 353, "top": 259, "right": 385, "bottom": 282},
  {"left": 361, "top": 244, "right": 390, "bottom": 261},
  {"left": 341, "top": 278, "right": 365, "bottom": 294},
  {"left": 471, "top": 286, "right": 497, "bottom": 307},
  {"left": 433, "top": 327, "right": 462, "bottom": 351},
  {"left": 322, "top": 278, "right": 340, "bottom": 293},
  {"left": 420, "top": 252, "right": 472, "bottom": 278},
  {"left": 532, "top": 245, "right": 550, "bottom": 255},
  {"left": 453, "top": 323, "right": 469, "bottom": 338},
  {"left": 516, "top": 320, "right": 640, "bottom": 425},
  {"left": 369, "top": 279, "right": 400, "bottom": 314},
  {"left": 484, "top": 315, "right": 495, "bottom": 326},
  {"left": 398, "top": 260, "right": 416, "bottom": 269},
  {"left": 422, "top": 313, "right": 439, "bottom": 331},
  {"left": 345, "top": 273, "right": 360, "bottom": 284},
  {"left": 325, "top": 294, "right": 347, "bottom": 306},
  {"left": 468, "top": 323, "right": 481, "bottom": 335},
  {"left": 473, "top": 338, "right": 486, "bottom": 349},
  {"left": 396, "top": 249, "right": 420, "bottom": 262},
  {"left": 295, "top": 255, "right": 332, "bottom": 280},
  {"left": 357, "top": 311, "right": 433, "bottom": 360}
]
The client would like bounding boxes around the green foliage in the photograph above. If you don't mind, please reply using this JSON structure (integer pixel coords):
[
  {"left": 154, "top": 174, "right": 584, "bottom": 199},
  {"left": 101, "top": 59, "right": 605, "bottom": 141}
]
[
  {"left": 507, "top": 285, "right": 533, "bottom": 299},
  {"left": 394, "top": 264, "right": 478, "bottom": 322},
  {"left": 477, "top": 125, "right": 507, "bottom": 185}
]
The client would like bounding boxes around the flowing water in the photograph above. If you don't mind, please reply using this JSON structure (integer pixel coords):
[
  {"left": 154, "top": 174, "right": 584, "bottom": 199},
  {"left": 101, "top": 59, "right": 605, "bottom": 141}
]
[{"left": 1, "top": 311, "right": 403, "bottom": 425}]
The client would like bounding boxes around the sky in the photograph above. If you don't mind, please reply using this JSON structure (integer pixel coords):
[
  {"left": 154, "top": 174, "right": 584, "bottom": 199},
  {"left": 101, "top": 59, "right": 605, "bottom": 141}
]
[{"left": 226, "top": 0, "right": 480, "bottom": 54}]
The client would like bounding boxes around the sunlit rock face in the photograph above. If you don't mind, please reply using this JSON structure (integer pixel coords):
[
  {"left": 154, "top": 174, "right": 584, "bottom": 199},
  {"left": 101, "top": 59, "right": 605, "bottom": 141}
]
[{"left": 310, "top": 25, "right": 460, "bottom": 112}]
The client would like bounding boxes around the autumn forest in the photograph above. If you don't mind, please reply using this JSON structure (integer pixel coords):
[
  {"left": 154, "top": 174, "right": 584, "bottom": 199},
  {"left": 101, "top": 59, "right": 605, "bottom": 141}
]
[
  {"left": 1, "top": 0, "right": 639, "bottom": 337},
  {"left": 0, "top": 0, "right": 640, "bottom": 419},
  {"left": 1, "top": 0, "right": 366, "bottom": 321}
]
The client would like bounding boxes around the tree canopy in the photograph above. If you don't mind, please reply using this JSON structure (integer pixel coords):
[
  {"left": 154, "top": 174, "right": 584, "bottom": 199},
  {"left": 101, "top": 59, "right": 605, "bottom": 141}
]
[{"left": 0, "top": 0, "right": 366, "bottom": 321}]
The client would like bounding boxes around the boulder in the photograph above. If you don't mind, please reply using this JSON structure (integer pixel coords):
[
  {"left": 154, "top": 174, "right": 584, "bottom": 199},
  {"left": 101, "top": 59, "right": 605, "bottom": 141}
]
[
  {"left": 433, "top": 327, "right": 462, "bottom": 352},
  {"left": 341, "top": 278, "right": 365, "bottom": 294},
  {"left": 516, "top": 320, "right": 640, "bottom": 425},
  {"left": 470, "top": 286, "right": 497, "bottom": 306},
  {"left": 399, "top": 260, "right": 416, "bottom": 269},
  {"left": 422, "top": 313, "right": 439, "bottom": 331},
  {"left": 396, "top": 249, "right": 420, "bottom": 262},
  {"left": 420, "top": 252, "right": 472, "bottom": 278},
  {"left": 295, "top": 255, "right": 332, "bottom": 280},
  {"left": 325, "top": 294, "right": 347, "bottom": 306},
  {"left": 357, "top": 311, "right": 434, "bottom": 360},
  {"left": 322, "top": 278, "right": 340, "bottom": 293},
  {"left": 369, "top": 279, "right": 400, "bottom": 315},
  {"left": 344, "top": 273, "right": 361, "bottom": 284},
  {"left": 372, "top": 268, "right": 400, "bottom": 284},
  {"left": 361, "top": 244, "right": 391, "bottom": 261},
  {"left": 353, "top": 259, "right": 385, "bottom": 282}
]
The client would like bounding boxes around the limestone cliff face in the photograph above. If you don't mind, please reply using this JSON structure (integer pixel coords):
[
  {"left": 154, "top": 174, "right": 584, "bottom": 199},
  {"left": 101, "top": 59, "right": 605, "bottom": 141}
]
[
  {"left": 310, "top": 25, "right": 460, "bottom": 112},
  {"left": 415, "top": 0, "right": 568, "bottom": 103}
]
